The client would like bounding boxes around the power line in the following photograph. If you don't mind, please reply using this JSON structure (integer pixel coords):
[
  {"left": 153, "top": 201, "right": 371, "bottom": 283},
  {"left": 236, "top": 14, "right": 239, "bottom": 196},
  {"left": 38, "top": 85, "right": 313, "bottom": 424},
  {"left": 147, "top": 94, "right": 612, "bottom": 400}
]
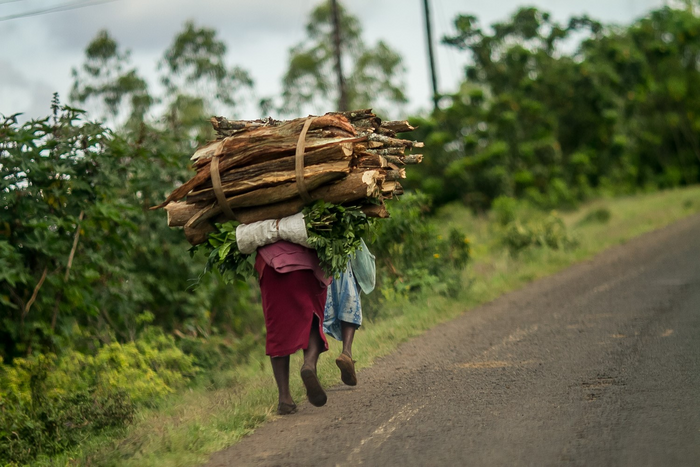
[{"left": 0, "top": 0, "right": 117, "bottom": 22}]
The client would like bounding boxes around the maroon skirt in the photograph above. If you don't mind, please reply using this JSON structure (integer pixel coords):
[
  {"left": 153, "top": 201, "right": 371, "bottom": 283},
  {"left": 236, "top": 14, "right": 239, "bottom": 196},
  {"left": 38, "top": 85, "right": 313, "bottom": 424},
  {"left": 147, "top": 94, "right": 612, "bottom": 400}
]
[{"left": 257, "top": 259, "right": 329, "bottom": 357}]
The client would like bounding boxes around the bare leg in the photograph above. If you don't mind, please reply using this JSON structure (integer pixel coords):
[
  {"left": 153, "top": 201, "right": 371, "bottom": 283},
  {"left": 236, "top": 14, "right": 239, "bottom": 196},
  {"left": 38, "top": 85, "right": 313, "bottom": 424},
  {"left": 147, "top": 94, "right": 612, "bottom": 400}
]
[
  {"left": 270, "top": 355, "right": 294, "bottom": 406},
  {"left": 336, "top": 321, "right": 358, "bottom": 386},
  {"left": 302, "top": 315, "right": 324, "bottom": 370},
  {"left": 301, "top": 315, "right": 327, "bottom": 407},
  {"left": 340, "top": 321, "right": 357, "bottom": 358}
]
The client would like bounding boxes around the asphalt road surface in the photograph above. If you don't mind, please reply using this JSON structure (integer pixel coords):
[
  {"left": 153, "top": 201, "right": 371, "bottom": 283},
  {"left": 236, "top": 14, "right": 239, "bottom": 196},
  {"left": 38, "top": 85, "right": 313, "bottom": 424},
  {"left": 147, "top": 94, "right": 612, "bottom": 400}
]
[{"left": 205, "top": 214, "right": 700, "bottom": 467}]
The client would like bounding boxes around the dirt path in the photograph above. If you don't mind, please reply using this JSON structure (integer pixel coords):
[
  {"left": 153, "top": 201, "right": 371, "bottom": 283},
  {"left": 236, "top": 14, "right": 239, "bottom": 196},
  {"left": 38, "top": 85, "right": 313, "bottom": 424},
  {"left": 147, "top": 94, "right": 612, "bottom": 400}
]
[{"left": 205, "top": 214, "right": 700, "bottom": 466}]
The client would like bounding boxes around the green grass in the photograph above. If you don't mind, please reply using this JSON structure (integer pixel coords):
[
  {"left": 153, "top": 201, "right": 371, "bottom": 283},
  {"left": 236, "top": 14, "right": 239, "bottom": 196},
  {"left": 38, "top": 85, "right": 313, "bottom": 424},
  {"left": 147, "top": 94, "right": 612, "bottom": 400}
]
[{"left": 38, "top": 186, "right": 700, "bottom": 466}]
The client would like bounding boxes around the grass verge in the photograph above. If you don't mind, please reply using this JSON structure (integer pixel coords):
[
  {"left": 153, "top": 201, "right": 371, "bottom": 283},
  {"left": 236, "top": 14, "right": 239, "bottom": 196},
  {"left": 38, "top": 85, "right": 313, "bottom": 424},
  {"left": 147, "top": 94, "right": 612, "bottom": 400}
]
[{"left": 37, "top": 186, "right": 700, "bottom": 466}]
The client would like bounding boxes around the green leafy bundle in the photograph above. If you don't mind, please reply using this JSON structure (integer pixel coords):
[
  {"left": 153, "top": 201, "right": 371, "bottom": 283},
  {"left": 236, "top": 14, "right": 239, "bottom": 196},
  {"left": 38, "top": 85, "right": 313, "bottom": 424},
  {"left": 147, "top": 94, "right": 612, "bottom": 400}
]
[
  {"left": 194, "top": 222, "right": 256, "bottom": 285},
  {"left": 195, "top": 201, "right": 375, "bottom": 284}
]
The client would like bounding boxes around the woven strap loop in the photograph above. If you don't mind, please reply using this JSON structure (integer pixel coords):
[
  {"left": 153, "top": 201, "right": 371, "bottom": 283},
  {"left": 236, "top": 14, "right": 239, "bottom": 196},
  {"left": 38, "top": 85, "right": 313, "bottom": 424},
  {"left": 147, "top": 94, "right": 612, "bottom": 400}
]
[
  {"left": 295, "top": 117, "right": 316, "bottom": 204},
  {"left": 211, "top": 147, "right": 237, "bottom": 221}
]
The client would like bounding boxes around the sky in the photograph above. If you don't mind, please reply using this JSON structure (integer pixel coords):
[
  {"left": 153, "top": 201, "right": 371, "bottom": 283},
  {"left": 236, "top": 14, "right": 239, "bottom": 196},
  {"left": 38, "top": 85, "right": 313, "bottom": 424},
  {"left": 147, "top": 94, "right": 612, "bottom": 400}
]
[{"left": 0, "top": 0, "right": 666, "bottom": 122}]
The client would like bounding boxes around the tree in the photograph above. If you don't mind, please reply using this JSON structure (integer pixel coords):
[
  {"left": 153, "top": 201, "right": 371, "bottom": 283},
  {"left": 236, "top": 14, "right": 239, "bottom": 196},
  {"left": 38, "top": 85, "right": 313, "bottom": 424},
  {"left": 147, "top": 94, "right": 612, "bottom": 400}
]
[
  {"left": 408, "top": 8, "right": 606, "bottom": 209},
  {"left": 160, "top": 21, "right": 254, "bottom": 135},
  {"left": 70, "top": 30, "right": 152, "bottom": 126},
  {"left": 280, "top": 1, "right": 407, "bottom": 116}
]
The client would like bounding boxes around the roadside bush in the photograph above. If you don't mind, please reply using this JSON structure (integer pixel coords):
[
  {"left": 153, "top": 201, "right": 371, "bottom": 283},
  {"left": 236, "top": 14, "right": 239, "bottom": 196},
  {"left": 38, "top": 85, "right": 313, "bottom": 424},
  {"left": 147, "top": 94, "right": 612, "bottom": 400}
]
[
  {"left": 577, "top": 207, "right": 612, "bottom": 226},
  {"left": 1, "top": 386, "right": 133, "bottom": 465},
  {"left": 491, "top": 196, "right": 519, "bottom": 226},
  {"left": 0, "top": 328, "right": 196, "bottom": 464},
  {"left": 367, "top": 192, "right": 471, "bottom": 317},
  {"left": 501, "top": 212, "right": 578, "bottom": 255},
  {"left": 176, "top": 333, "right": 261, "bottom": 373}
]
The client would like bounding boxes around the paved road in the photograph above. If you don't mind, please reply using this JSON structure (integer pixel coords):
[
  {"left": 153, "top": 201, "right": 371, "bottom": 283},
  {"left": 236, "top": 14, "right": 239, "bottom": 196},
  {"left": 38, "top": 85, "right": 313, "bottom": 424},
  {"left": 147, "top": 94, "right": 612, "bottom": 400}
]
[{"left": 205, "top": 214, "right": 700, "bottom": 467}]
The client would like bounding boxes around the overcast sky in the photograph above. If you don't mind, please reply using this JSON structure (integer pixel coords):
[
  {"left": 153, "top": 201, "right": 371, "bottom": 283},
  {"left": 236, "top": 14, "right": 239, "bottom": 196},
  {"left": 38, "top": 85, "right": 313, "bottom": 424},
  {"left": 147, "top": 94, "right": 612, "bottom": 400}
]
[{"left": 0, "top": 0, "right": 665, "bottom": 122}]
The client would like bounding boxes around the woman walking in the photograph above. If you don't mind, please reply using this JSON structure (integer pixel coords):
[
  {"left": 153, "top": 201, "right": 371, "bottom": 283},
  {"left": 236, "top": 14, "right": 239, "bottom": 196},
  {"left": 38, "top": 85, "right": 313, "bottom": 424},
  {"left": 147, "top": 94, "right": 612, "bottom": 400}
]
[{"left": 255, "top": 240, "right": 332, "bottom": 415}]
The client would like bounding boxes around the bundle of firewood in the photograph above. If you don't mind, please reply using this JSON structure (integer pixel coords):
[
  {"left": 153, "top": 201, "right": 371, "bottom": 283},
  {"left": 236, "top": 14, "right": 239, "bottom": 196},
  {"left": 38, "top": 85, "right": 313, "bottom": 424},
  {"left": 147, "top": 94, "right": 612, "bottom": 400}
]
[{"left": 153, "top": 109, "right": 423, "bottom": 245}]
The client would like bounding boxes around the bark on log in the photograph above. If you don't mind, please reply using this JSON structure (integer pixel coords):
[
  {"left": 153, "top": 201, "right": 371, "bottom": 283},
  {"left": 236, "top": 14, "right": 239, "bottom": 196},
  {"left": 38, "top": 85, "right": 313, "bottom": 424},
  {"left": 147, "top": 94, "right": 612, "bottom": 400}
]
[
  {"left": 367, "top": 147, "right": 406, "bottom": 156},
  {"left": 381, "top": 154, "right": 422, "bottom": 166},
  {"left": 186, "top": 160, "right": 352, "bottom": 204},
  {"left": 381, "top": 120, "right": 416, "bottom": 133},
  {"left": 166, "top": 201, "right": 198, "bottom": 227},
  {"left": 210, "top": 117, "right": 270, "bottom": 137},
  {"left": 367, "top": 133, "right": 423, "bottom": 148},
  {"left": 361, "top": 203, "right": 390, "bottom": 218},
  {"left": 185, "top": 144, "right": 353, "bottom": 203},
  {"left": 191, "top": 130, "right": 360, "bottom": 168},
  {"left": 382, "top": 181, "right": 403, "bottom": 196},
  {"left": 385, "top": 168, "right": 406, "bottom": 181},
  {"left": 152, "top": 134, "right": 365, "bottom": 209},
  {"left": 185, "top": 170, "right": 348, "bottom": 229},
  {"left": 404, "top": 154, "right": 423, "bottom": 164},
  {"left": 330, "top": 109, "right": 376, "bottom": 121},
  {"left": 185, "top": 224, "right": 215, "bottom": 246},
  {"left": 182, "top": 170, "right": 384, "bottom": 245},
  {"left": 204, "top": 114, "right": 356, "bottom": 152},
  {"left": 354, "top": 153, "right": 388, "bottom": 168}
]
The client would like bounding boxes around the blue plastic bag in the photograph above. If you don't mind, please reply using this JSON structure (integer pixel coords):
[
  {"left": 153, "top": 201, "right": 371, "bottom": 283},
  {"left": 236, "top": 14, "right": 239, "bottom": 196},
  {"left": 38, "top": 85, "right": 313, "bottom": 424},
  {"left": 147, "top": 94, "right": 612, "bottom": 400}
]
[{"left": 350, "top": 238, "right": 376, "bottom": 294}]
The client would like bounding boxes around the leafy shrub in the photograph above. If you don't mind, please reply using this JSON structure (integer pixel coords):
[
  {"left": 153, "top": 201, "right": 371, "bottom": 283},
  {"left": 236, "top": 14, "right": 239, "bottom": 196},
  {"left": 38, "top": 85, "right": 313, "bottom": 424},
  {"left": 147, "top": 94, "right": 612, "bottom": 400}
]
[
  {"left": 367, "top": 192, "right": 471, "bottom": 315},
  {"left": 491, "top": 196, "right": 519, "bottom": 226},
  {"left": 577, "top": 207, "right": 612, "bottom": 226},
  {"left": 501, "top": 212, "right": 578, "bottom": 255},
  {"left": 0, "top": 328, "right": 196, "bottom": 464},
  {"left": 176, "top": 333, "right": 261, "bottom": 373},
  {"left": 0, "top": 387, "right": 134, "bottom": 465}
]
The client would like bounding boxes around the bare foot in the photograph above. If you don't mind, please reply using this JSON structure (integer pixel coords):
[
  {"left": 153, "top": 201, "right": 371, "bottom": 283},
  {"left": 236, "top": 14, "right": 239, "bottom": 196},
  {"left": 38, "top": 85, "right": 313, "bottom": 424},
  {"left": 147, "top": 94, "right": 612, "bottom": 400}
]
[
  {"left": 336, "top": 351, "right": 357, "bottom": 386},
  {"left": 300, "top": 365, "right": 327, "bottom": 407}
]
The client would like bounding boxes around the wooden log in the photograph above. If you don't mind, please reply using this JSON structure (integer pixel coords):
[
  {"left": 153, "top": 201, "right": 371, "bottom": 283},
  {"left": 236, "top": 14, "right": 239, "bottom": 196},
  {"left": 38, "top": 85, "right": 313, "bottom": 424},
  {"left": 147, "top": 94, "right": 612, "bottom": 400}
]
[
  {"left": 354, "top": 153, "right": 388, "bottom": 169},
  {"left": 191, "top": 124, "right": 359, "bottom": 168},
  {"left": 382, "top": 155, "right": 404, "bottom": 166},
  {"left": 166, "top": 201, "right": 200, "bottom": 227},
  {"left": 330, "top": 109, "right": 376, "bottom": 121},
  {"left": 381, "top": 154, "right": 423, "bottom": 166},
  {"left": 380, "top": 120, "right": 416, "bottom": 133},
  {"left": 186, "top": 143, "right": 353, "bottom": 203},
  {"left": 361, "top": 203, "right": 390, "bottom": 218},
  {"left": 210, "top": 116, "right": 270, "bottom": 137},
  {"left": 212, "top": 110, "right": 381, "bottom": 139},
  {"left": 187, "top": 160, "right": 351, "bottom": 203},
  {"left": 367, "top": 147, "right": 405, "bottom": 156},
  {"left": 382, "top": 181, "right": 403, "bottom": 195},
  {"left": 185, "top": 223, "right": 215, "bottom": 246},
  {"left": 348, "top": 117, "right": 381, "bottom": 130},
  {"left": 183, "top": 170, "right": 385, "bottom": 245},
  {"left": 404, "top": 154, "right": 423, "bottom": 164},
  {"left": 185, "top": 170, "right": 348, "bottom": 229},
  {"left": 168, "top": 170, "right": 349, "bottom": 228},
  {"left": 368, "top": 133, "right": 424, "bottom": 149},
  {"left": 385, "top": 168, "right": 406, "bottom": 181},
  {"left": 204, "top": 113, "right": 356, "bottom": 150},
  {"left": 152, "top": 134, "right": 365, "bottom": 210}
]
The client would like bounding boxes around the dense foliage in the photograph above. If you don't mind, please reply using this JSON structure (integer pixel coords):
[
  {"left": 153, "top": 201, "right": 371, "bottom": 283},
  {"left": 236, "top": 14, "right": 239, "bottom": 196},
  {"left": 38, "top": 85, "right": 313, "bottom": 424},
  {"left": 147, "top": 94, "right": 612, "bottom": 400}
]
[
  {"left": 408, "top": 4, "right": 700, "bottom": 210},
  {"left": 367, "top": 192, "right": 471, "bottom": 313}
]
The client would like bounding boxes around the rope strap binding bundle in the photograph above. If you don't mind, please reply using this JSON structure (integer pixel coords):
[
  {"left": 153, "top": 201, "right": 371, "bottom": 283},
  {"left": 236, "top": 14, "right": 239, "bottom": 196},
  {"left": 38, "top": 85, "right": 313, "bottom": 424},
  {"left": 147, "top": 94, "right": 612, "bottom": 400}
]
[
  {"left": 210, "top": 145, "right": 237, "bottom": 221},
  {"left": 294, "top": 116, "right": 316, "bottom": 204},
  {"left": 210, "top": 115, "right": 317, "bottom": 222}
]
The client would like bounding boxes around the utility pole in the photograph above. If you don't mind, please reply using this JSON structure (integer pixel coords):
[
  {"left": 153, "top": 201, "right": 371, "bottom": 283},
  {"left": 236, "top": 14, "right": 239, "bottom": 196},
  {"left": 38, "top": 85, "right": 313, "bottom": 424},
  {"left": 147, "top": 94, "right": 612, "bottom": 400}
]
[
  {"left": 421, "top": 0, "right": 440, "bottom": 111},
  {"left": 330, "top": 0, "right": 348, "bottom": 111}
]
